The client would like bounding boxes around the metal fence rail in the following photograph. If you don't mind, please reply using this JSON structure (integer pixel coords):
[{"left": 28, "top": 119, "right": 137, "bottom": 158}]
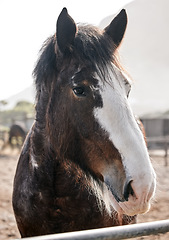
[{"left": 19, "top": 219, "right": 169, "bottom": 240}]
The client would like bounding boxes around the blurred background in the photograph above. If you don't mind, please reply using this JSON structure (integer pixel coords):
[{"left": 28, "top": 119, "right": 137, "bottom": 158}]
[{"left": 0, "top": 1, "right": 169, "bottom": 239}]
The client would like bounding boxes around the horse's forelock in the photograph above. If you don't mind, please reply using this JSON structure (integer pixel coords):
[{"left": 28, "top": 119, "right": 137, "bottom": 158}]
[
  {"left": 73, "top": 25, "right": 118, "bottom": 81},
  {"left": 33, "top": 24, "right": 122, "bottom": 92}
]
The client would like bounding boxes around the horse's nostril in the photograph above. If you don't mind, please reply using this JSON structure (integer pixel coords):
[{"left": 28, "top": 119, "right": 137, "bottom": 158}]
[{"left": 124, "top": 180, "right": 134, "bottom": 201}]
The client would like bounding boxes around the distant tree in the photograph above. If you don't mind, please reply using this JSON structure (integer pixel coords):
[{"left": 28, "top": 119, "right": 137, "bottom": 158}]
[
  {"left": 0, "top": 100, "right": 8, "bottom": 111},
  {"left": 14, "top": 101, "right": 34, "bottom": 113},
  {"left": 0, "top": 101, "right": 35, "bottom": 127},
  {"left": 164, "top": 110, "right": 169, "bottom": 115},
  {"left": 0, "top": 100, "right": 8, "bottom": 107}
]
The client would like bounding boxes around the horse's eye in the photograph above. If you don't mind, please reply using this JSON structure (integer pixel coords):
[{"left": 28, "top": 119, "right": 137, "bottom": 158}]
[{"left": 73, "top": 87, "right": 86, "bottom": 97}]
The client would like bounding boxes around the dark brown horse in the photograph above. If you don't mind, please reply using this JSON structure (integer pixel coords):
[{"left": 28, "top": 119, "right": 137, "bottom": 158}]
[
  {"left": 12, "top": 8, "right": 156, "bottom": 238},
  {"left": 9, "top": 124, "right": 26, "bottom": 147}
]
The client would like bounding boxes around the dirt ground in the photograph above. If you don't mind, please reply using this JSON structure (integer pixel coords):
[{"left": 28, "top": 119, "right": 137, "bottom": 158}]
[{"left": 0, "top": 147, "right": 169, "bottom": 240}]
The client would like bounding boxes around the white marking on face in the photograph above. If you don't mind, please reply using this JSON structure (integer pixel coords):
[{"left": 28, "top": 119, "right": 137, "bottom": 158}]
[
  {"left": 30, "top": 154, "right": 38, "bottom": 169},
  {"left": 93, "top": 64, "right": 156, "bottom": 216}
]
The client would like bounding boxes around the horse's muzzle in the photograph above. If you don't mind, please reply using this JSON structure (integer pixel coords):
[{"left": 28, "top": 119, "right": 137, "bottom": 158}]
[{"left": 105, "top": 170, "right": 156, "bottom": 216}]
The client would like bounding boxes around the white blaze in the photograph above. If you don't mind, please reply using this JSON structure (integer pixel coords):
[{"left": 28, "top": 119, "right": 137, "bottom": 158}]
[{"left": 94, "top": 65, "right": 156, "bottom": 216}]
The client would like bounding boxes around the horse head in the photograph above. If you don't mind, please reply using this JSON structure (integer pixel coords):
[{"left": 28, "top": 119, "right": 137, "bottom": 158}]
[{"left": 34, "top": 8, "right": 156, "bottom": 218}]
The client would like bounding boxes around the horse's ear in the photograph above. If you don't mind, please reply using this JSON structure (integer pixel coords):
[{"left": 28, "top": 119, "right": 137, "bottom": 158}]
[
  {"left": 56, "top": 8, "right": 77, "bottom": 53},
  {"left": 104, "top": 9, "right": 127, "bottom": 48}
]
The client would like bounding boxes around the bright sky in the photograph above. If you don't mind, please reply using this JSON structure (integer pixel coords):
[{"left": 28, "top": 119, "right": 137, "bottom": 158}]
[{"left": 0, "top": 0, "right": 133, "bottom": 100}]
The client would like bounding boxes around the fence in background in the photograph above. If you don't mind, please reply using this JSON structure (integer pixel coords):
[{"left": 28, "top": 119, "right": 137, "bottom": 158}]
[{"left": 141, "top": 117, "right": 169, "bottom": 164}]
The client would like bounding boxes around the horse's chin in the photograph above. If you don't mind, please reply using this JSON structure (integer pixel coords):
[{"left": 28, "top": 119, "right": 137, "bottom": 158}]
[
  {"left": 108, "top": 190, "right": 150, "bottom": 217},
  {"left": 108, "top": 190, "right": 124, "bottom": 214}
]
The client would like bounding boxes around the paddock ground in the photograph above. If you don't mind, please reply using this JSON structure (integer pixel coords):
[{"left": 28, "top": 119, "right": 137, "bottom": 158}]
[{"left": 0, "top": 148, "right": 169, "bottom": 240}]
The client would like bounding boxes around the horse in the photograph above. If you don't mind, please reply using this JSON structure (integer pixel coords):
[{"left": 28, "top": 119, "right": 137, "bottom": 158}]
[
  {"left": 9, "top": 124, "right": 26, "bottom": 148},
  {"left": 12, "top": 8, "right": 156, "bottom": 238}
]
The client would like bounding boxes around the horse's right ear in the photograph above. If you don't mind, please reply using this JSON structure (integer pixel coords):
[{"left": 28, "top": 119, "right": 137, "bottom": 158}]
[
  {"left": 56, "top": 8, "right": 77, "bottom": 53},
  {"left": 104, "top": 9, "right": 127, "bottom": 48}
]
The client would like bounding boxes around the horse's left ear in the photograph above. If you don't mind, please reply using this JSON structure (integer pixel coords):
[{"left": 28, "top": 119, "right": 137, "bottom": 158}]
[
  {"left": 56, "top": 8, "right": 77, "bottom": 53},
  {"left": 104, "top": 9, "right": 127, "bottom": 48}
]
